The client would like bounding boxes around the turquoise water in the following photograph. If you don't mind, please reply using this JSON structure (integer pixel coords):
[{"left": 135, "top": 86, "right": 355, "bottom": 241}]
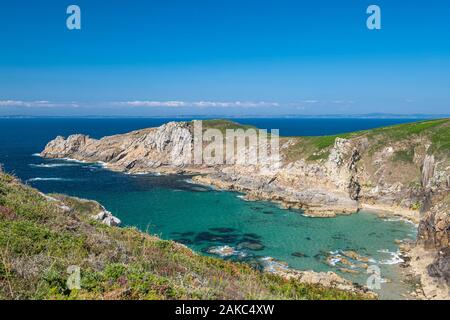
[{"left": 0, "top": 118, "right": 419, "bottom": 299}]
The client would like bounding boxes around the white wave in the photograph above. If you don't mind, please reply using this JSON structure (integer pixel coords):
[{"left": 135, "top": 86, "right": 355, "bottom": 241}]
[
  {"left": 96, "top": 161, "right": 109, "bottom": 168},
  {"left": 31, "top": 153, "right": 41, "bottom": 157},
  {"left": 383, "top": 217, "right": 417, "bottom": 226},
  {"left": 328, "top": 257, "right": 342, "bottom": 266},
  {"left": 60, "top": 157, "right": 88, "bottom": 164},
  {"left": 236, "top": 195, "right": 250, "bottom": 201},
  {"left": 29, "top": 163, "right": 79, "bottom": 168},
  {"left": 377, "top": 249, "right": 404, "bottom": 265},
  {"left": 260, "top": 256, "right": 290, "bottom": 273},
  {"left": 125, "top": 171, "right": 162, "bottom": 176},
  {"left": 27, "top": 177, "right": 79, "bottom": 182},
  {"left": 207, "top": 246, "right": 247, "bottom": 258}
]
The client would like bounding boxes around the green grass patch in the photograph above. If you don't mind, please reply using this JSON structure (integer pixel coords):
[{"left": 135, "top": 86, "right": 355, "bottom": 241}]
[
  {"left": 200, "top": 119, "right": 255, "bottom": 134},
  {"left": 392, "top": 149, "right": 415, "bottom": 163}
]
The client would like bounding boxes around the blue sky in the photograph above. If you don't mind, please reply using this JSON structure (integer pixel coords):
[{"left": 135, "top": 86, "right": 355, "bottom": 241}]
[{"left": 0, "top": 0, "right": 449, "bottom": 116}]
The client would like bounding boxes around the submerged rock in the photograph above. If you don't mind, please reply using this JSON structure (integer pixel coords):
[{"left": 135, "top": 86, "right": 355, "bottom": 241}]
[
  {"left": 206, "top": 245, "right": 246, "bottom": 258},
  {"left": 291, "top": 252, "right": 308, "bottom": 258},
  {"left": 342, "top": 250, "right": 370, "bottom": 263},
  {"left": 237, "top": 241, "right": 265, "bottom": 251}
]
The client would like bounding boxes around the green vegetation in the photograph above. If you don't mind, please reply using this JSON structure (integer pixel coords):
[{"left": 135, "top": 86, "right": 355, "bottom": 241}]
[
  {"left": 282, "top": 119, "right": 450, "bottom": 162},
  {"left": 200, "top": 119, "right": 256, "bottom": 134},
  {"left": 0, "top": 170, "right": 366, "bottom": 300},
  {"left": 365, "top": 119, "right": 448, "bottom": 140},
  {"left": 411, "top": 202, "right": 422, "bottom": 211},
  {"left": 392, "top": 149, "right": 415, "bottom": 163},
  {"left": 429, "top": 121, "right": 450, "bottom": 154},
  {"left": 189, "top": 118, "right": 449, "bottom": 162}
]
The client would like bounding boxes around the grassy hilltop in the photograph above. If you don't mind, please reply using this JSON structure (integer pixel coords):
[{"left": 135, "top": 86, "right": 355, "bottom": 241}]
[
  {"left": 202, "top": 118, "right": 450, "bottom": 161},
  {"left": 0, "top": 170, "right": 363, "bottom": 300}
]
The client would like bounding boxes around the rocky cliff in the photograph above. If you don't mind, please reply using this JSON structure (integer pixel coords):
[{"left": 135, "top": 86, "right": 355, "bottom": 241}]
[{"left": 41, "top": 119, "right": 450, "bottom": 295}]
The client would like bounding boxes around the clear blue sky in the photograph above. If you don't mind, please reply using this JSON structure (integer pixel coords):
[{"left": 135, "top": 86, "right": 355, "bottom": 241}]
[{"left": 0, "top": 0, "right": 449, "bottom": 116}]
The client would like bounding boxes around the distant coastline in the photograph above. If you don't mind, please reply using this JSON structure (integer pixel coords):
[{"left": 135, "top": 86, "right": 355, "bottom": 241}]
[{"left": 0, "top": 113, "right": 449, "bottom": 119}]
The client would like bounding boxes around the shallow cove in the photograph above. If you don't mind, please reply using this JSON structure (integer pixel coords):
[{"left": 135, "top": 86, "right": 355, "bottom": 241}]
[
  {"left": 0, "top": 118, "right": 420, "bottom": 299},
  {"left": 27, "top": 162, "right": 416, "bottom": 299}
]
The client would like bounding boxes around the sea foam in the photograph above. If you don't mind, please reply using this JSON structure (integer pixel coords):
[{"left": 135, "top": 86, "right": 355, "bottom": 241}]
[
  {"left": 29, "top": 163, "right": 79, "bottom": 168},
  {"left": 377, "top": 249, "right": 404, "bottom": 265},
  {"left": 27, "top": 177, "right": 79, "bottom": 182}
]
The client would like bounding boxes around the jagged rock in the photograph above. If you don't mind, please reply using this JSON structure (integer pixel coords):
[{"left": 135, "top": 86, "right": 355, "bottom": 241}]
[
  {"left": 341, "top": 250, "right": 370, "bottom": 263},
  {"left": 41, "top": 122, "right": 194, "bottom": 172},
  {"left": 102, "top": 215, "right": 122, "bottom": 227},
  {"left": 427, "top": 248, "right": 450, "bottom": 285},
  {"left": 92, "top": 210, "right": 121, "bottom": 227},
  {"left": 421, "top": 155, "right": 435, "bottom": 190},
  {"left": 417, "top": 202, "right": 449, "bottom": 250},
  {"left": 348, "top": 176, "right": 361, "bottom": 201}
]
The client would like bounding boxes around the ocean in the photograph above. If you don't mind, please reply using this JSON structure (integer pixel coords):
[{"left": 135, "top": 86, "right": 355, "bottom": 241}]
[{"left": 0, "top": 117, "right": 420, "bottom": 299}]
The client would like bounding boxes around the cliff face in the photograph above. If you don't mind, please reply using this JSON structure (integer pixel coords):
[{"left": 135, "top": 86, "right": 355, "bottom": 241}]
[{"left": 41, "top": 122, "right": 194, "bottom": 171}]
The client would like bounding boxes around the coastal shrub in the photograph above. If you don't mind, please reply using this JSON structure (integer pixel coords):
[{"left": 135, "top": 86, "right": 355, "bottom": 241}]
[
  {"left": 103, "top": 263, "right": 128, "bottom": 282},
  {"left": 0, "top": 221, "right": 52, "bottom": 255},
  {"left": 81, "top": 269, "right": 104, "bottom": 292},
  {"left": 37, "top": 268, "right": 70, "bottom": 298},
  {"left": 392, "top": 149, "right": 414, "bottom": 163}
]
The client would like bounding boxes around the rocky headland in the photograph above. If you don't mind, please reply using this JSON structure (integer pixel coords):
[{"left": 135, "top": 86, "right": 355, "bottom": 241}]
[{"left": 40, "top": 119, "right": 450, "bottom": 299}]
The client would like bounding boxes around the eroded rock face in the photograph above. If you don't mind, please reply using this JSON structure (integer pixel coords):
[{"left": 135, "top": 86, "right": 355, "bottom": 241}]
[
  {"left": 416, "top": 156, "right": 449, "bottom": 287},
  {"left": 417, "top": 202, "right": 450, "bottom": 250},
  {"left": 422, "top": 155, "right": 436, "bottom": 191},
  {"left": 41, "top": 122, "right": 194, "bottom": 172},
  {"left": 427, "top": 248, "right": 450, "bottom": 286}
]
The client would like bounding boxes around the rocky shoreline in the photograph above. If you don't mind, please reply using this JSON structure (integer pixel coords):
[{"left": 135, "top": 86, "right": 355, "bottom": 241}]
[
  {"left": 39, "top": 119, "right": 450, "bottom": 299},
  {"left": 399, "top": 243, "right": 449, "bottom": 300}
]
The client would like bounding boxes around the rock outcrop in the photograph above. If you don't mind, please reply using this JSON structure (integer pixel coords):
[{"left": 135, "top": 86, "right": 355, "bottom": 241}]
[
  {"left": 414, "top": 153, "right": 450, "bottom": 295},
  {"left": 92, "top": 208, "right": 122, "bottom": 227}
]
